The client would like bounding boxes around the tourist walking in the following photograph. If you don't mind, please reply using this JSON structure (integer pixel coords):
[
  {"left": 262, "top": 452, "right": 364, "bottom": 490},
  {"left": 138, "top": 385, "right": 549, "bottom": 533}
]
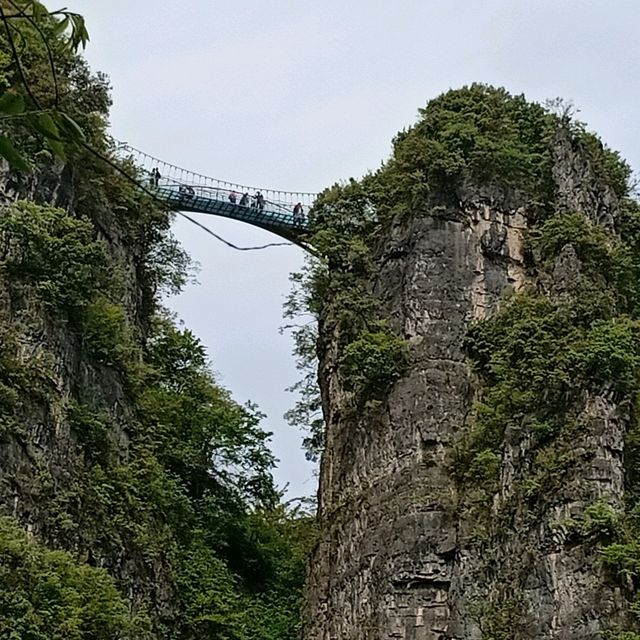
[{"left": 293, "top": 202, "right": 304, "bottom": 225}]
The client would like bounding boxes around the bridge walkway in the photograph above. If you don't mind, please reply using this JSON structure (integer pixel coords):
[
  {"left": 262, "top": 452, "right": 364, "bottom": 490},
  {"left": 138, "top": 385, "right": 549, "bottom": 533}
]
[{"left": 117, "top": 143, "right": 315, "bottom": 245}]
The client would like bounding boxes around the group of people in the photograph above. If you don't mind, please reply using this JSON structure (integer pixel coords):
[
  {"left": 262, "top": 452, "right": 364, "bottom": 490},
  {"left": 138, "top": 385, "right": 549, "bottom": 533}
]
[
  {"left": 228, "top": 190, "right": 266, "bottom": 211},
  {"left": 149, "top": 167, "right": 161, "bottom": 187},
  {"left": 227, "top": 190, "right": 306, "bottom": 225},
  {"left": 162, "top": 171, "right": 307, "bottom": 228}
]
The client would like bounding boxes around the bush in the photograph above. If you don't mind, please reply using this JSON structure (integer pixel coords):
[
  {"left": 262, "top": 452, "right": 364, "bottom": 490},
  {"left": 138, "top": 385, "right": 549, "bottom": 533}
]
[
  {"left": 0, "top": 516, "right": 151, "bottom": 639},
  {"left": 581, "top": 319, "right": 640, "bottom": 393},
  {"left": 82, "top": 296, "right": 135, "bottom": 366},
  {"left": 340, "top": 329, "right": 408, "bottom": 395},
  {"left": 0, "top": 201, "right": 109, "bottom": 310},
  {"left": 534, "top": 213, "right": 613, "bottom": 269},
  {"left": 377, "top": 84, "right": 556, "bottom": 215}
]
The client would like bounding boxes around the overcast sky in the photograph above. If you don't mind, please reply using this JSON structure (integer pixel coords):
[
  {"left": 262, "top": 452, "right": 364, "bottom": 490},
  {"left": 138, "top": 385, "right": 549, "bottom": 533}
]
[{"left": 73, "top": 1, "right": 640, "bottom": 498}]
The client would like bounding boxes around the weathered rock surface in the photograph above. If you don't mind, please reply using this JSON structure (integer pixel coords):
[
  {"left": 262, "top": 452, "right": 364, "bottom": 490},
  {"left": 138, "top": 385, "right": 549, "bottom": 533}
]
[
  {"left": 0, "top": 161, "right": 174, "bottom": 620},
  {"left": 303, "top": 141, "right": 628, "bottom": 639}
]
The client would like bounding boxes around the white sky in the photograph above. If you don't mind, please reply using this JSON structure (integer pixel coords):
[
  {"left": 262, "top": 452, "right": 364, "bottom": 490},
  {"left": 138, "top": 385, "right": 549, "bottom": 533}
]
[{"left": 73, "top": 1, "right": 640, "bottom": 498}]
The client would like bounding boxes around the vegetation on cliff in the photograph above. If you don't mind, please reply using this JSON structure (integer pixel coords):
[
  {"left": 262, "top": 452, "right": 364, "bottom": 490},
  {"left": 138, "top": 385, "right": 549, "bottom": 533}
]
[
  {"left": 6, "top": 4, "right": 640, "bottom": 636},
  {"left": 290, "top": 84, "right": 640, "bottom": 636},
  {"left": 0, "top": 516, "right": 150, "bottom": 639}
]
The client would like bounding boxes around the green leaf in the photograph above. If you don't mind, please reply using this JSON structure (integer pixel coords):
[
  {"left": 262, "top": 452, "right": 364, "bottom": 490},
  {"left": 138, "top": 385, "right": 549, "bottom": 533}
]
[
  {"left": 45, "top": 137, "right": 67, "bottom": 162},
  {"left": 0, "top": 135, "right": 30, "bottom": 171},
  {"left": 31, "top": 2, "right": 47, "bottom": 20},
  {"left": 53, "top": 16, "right": 70, "bottom": 37},
  {"left": 32, "top": 113, "right": 62, "bottom": 141},
  {"left": 68, "top": 14, "right": 90, "bottom": 51},
  {"left": 56, "top": 112, "right": 86, "bottom": 142},
  {"left": 0, "top": 92, "right": 25, "bottom": 116}
]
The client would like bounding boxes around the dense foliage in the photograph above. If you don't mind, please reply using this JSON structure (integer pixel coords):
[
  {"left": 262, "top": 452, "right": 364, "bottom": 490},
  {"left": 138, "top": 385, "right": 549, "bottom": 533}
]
[
  {"left": 0, "top": 7, "right": 314, "bottom": 640},
  {"left": 0, "top": 517, "right": 150, "bottom": 639}
]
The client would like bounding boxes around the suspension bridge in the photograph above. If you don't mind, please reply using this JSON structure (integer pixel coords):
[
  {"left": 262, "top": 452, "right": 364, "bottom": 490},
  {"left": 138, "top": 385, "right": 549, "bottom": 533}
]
[{"left": 117, "top": 143, "right": 316, "bottom": 247}]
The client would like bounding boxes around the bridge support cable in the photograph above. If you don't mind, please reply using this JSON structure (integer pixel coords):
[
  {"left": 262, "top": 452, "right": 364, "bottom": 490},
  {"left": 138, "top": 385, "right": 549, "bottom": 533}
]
[{"left": 177, "top": 212, "right": 293, "bottom": 251}]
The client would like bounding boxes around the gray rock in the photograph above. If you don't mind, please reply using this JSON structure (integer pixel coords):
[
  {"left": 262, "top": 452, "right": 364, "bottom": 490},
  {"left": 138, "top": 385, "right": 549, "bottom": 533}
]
[{"left": 303, "top": 143, "right": 629, "bottom": 639}]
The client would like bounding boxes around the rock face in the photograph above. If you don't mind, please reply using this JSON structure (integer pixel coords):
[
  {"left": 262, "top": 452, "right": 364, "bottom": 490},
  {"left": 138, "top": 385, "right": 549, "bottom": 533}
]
[
  {"left": 0, "top": 162, "right": 174, "bottom": 619},
  {"left": 303, "top": 141, "right": 628, "bottom": 639}
]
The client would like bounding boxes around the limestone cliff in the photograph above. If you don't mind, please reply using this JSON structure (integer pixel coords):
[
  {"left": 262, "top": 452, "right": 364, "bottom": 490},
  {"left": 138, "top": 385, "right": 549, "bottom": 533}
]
[
  {"left": 302, "top": 87, "right": 639, "bottom": 639},
  {"left": 0, "top": 155, "right": 179, "bottom": 621}
]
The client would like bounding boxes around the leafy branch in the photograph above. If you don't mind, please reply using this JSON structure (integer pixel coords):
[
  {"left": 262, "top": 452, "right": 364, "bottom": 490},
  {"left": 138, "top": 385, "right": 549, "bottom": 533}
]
[
  {"left": 0, "top": 0, "right": 88, "bottom": 169},
  {"left": 4, "top": 1, "right": 88, "bottom": 50}
]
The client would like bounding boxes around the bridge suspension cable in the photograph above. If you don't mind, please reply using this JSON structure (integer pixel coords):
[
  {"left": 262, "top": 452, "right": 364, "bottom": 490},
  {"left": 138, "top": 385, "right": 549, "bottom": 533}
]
[
  {"left": 115, "top": 142, "right": 316, "bottom": 247},
  {"left": 117, "top": 142, "right": 316, "bottom": 208}
]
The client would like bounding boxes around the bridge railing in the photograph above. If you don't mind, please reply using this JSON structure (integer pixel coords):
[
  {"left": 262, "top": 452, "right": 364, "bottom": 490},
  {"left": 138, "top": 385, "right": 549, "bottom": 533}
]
[
  {"left": 115, "top": 142, "right": 317, "bottom": 215},
  {"left": 153, "top": 175, "right": 298, "bottom": 218}
]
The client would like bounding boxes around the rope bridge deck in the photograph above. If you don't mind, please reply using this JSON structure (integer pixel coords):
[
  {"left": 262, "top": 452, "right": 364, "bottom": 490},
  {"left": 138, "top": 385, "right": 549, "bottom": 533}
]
[{"left": 116, "top": 143, "right": 316, "bottom": 245}]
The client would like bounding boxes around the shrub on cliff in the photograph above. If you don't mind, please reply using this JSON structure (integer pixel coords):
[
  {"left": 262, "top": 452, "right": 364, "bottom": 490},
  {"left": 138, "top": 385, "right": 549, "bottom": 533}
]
[
  {"left": 0, "top": 516, "right": 151, "bottom": 639},
  {"left": 0, "top": 201, "right": 109, "bottom": 310},
  {"left": 340, "top": 328, "right": 408, "bottom": 395}
]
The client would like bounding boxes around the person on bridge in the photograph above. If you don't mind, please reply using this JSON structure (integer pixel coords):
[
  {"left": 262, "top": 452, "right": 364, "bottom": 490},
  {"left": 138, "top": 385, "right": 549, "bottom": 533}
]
[
  {"left": 254, "top": 191, "right": 265, "bottom": 211},
  {"left": 228, "top": 191, "right": 237, "bottom": 204},
  {"left": 178, "top": 184, "right": 194, "bottom": 198},
  {"left": 152, "top": 167, "right": 161, "bottom": 187},
  {"left": 293, "top": 202, "right": 305, "bottom": 225},
  {"left": 240, "top": 192, "right": 249, "bottom": 206}
]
